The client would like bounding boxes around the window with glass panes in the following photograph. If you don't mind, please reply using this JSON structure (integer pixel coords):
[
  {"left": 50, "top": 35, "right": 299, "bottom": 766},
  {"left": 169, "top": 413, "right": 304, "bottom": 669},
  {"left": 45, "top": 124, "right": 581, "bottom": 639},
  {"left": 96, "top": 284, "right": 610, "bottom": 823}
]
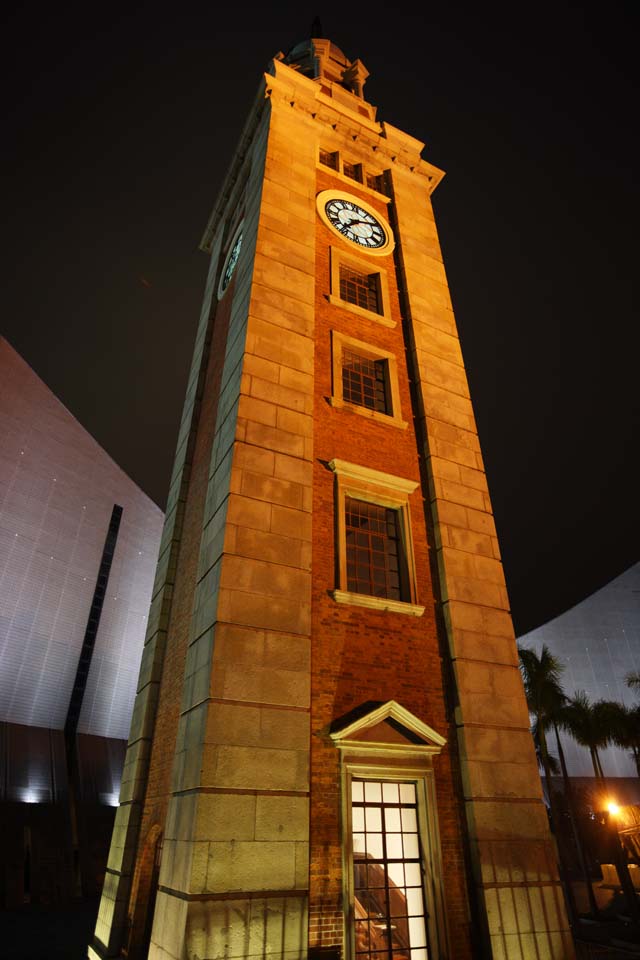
[
  {"left": 345, "top": 498, "right": 405, "bottom": 600},
  {"left": 351, "top": 779, "right": 429, "bottom": 960},
  {"left": 343, "top": 161, "right": 363, "bottom": 183},
  {"left": 320, "top": 149, "right": 339, "bottom": 170},
  {"left": 342, "top": 350, "right": 389, "bottom": 414},
  {"left": 366, "top": 172, "right": 384, "bottom": 193},
  {"left": 339, "top": 264, "right": 381, "bottom": 314}
]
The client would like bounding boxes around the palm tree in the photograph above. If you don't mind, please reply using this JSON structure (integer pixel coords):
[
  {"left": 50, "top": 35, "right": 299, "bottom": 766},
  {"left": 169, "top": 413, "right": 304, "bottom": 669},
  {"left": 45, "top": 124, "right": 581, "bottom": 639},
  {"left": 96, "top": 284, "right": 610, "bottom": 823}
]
[
  {"left": 623, "top": 672, "right": 640, "bottom": 776},
  {"left": 518, "top": 645, "right": 579, "bottom": 919},
  {"left": 551, "top": 707, "right": 600, "bottom": 916},
  {"left": 561, "top": 692, "right": 609, "bottom": 778},
  {"left": 518, "top": 644, "right": 566, "bottom": 789},
  {"left": 626, "top": 671, "right": 640, "bottom": 693},
  {"left": 596, "top": 699, "right": 640, "bottom": 777}
]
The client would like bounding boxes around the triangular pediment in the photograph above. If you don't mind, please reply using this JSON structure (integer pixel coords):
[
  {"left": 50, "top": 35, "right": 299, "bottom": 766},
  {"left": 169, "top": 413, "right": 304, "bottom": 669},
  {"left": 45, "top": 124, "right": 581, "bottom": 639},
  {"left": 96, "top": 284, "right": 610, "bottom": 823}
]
[{"left": 329, "top": 700, "right": 446, "bottom": 754}]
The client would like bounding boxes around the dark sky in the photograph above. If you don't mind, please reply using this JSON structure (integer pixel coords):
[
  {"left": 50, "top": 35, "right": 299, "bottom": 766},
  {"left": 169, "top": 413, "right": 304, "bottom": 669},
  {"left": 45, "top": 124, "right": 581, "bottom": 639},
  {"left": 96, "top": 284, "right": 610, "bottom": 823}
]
[{"left": 2, "top": 2, "right": 638, "bottom": 636}]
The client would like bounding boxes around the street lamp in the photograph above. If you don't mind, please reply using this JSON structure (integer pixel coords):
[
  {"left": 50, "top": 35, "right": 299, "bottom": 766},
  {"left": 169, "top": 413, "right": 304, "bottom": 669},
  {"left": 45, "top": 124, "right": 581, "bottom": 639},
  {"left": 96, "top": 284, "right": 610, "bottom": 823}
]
[{"left": 602, "top": 799, "right": 639, "bottom": 924}]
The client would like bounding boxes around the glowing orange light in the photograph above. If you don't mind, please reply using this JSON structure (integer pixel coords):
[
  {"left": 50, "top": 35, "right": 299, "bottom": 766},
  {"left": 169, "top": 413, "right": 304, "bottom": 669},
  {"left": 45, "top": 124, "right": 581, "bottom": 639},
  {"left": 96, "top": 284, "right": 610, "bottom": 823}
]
[{"left": 607, "top": 801, "right": 620, "bottom": 817}]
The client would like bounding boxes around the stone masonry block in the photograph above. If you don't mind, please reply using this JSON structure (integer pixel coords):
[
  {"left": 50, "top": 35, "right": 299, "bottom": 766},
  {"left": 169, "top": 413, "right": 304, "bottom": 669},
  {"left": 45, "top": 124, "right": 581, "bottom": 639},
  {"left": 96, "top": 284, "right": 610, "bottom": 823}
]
[
  {"left": 454, "top": 660, "right": 530, "bottom": 728},
  {"left": 234, "top": 525, "right": 307, "bottom": 569},
  {"left": 239, "top": 471, "right": 305, "bottom": 509},
  {"left": 213, "top": 660, "right": 310, "bottom": 708},
  {"left": 448, "top": 628, "right": 519, "bottom": 667},
  {"left": 441, "top": 571, "right": 506, "bottom": 609},
  {"left": 460, "top": 758, "right": 543, "bottom": 802},
  {"left": 278, "top": 365, "right": 313, "bottom": 395},
  {"left": 253, "top": 256, "right": 314, "bottom": 302},
  {"left": 424, "top": 416, "right": 481, "bottom": 453},
  {"left": 446, "top": 525, "right": 494, "bottom": 558},
  {"left": 185, "top": 895, "right": 308, "bottom": 960},
  {"left": 467, "top": 799, "right": 551, "bottom": 843},
  {"left": 461, "top": 726, "right": 538, "bottom": 768},
  {"left": 245, "top": 420, "right": 305, "bottom": 458},
  {"left": 217, "top": 587, "right": 311, "bottom": 635},
  {"left": 249, "top": 376, "right": 312, "bottom": 415},
  {"left": 226, "top": 492, "right": 272, "bottom": 532},
  {"left": 204, "top": 744, "right": 308, "bottom": 792},
  {"left": 194, "top": 793, "right": 257, "bottom": 842},
  {"left": 255, "top": 795, "right": 309, "bottom": 841},
  {"left": 432, "top": 476, "right": 486, "bottom": 512},
  {"left": 237, "top": 394, "right": 277, "bottom": 429},
  {"left": 206, "top": 840, "right": 298, "bottom": 893},
  {"left": 205, "top": 702, "right": 308, "bottom": 751},
  {"left": 273, "top": 452, "right": 313, "bottom": 486},
  {"left": 420, "top": 355, "right": 471, "bottom": 399},
  {"left": 220, "top": 555, "right": 310, "bottom": 599}
]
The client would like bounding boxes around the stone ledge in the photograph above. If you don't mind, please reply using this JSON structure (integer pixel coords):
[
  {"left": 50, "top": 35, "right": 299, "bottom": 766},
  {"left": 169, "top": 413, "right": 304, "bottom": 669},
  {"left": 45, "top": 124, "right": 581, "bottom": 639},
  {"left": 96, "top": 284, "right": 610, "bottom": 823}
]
[{"left": 331, "top": 589, "right": 424, "bottom": 617}]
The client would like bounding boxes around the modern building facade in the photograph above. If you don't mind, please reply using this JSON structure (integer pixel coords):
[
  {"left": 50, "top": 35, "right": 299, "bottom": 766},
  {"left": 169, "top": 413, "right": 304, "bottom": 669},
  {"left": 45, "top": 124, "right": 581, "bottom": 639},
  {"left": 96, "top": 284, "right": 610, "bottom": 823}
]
[
  {"left": 91, "top": 38, "right": 574, "bottom": 960},
  {"left": 0, "top": 337, "right": 163, "bottom": 904},
  {"left": 519, "top": 563, "right": 640, "bottom": 784}
]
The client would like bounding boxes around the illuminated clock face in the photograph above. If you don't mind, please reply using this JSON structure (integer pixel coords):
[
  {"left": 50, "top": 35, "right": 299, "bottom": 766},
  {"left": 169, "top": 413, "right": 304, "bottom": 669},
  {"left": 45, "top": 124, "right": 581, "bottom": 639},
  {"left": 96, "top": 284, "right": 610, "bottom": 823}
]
[
  {"left": 316, "top": 191, "right": 394, "bottom": 256},
  {"left": 222, "top": 233, "right": 242, "bottom": 291},
  {"left": 324, "top": 198, "right": 387, "bottom": 249},
  {"left": 218, "top": 222, "right": 244, "bottom": 299}
]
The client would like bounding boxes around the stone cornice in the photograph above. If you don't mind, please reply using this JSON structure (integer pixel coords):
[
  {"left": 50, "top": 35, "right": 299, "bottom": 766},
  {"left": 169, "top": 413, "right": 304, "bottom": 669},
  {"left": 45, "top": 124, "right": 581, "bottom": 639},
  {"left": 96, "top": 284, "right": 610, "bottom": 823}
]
[
  {"left": 200, "top": 57, "right": 447, "bottom": 251},
  {"left": 266, "top": 62, "right": 445, "bottom": 191},
  {"left": 199, "top": 84, "right": 269, "bottom": 253}
]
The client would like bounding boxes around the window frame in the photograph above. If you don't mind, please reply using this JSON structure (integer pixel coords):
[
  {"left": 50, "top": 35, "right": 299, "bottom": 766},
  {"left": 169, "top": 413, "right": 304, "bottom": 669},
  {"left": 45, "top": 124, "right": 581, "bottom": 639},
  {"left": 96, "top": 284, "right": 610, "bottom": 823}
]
[
  {"left": 331, "top": 702, "right": 450, "bottom": 960},
  {"left": 318, "top": 149, "right": 390, "bottom": 200},
  {"left": 329, "top": 459, "right": 424, "bottom": 616},
  {"left": 329, "top": 247, "right": 394, "bottom": 327},
  {"left": 330, "top": 331, "right": 407, "bottom": 430}
]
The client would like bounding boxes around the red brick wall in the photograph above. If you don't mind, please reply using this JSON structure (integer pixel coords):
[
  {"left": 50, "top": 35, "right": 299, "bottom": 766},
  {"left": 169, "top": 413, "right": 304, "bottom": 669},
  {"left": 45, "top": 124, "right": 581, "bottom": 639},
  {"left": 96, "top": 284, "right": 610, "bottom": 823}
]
[{"left": 309, "top": 168, "right": 473, "bottom": 958}]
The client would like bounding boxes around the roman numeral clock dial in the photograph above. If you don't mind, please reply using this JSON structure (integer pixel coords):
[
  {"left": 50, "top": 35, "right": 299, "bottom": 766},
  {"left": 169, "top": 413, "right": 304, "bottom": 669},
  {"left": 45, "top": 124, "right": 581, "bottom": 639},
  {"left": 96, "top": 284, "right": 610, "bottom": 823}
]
[
  {"left": 316, "top": 190, "right": 395, "bottom": 256},
  {"left": 217, "top": 220, "right": 244, "bottom": 300}
]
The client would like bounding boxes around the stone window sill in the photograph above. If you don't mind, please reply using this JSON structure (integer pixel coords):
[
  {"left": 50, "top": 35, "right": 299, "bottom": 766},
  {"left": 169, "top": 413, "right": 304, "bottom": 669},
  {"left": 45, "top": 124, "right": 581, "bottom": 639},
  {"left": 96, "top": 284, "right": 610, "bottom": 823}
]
[{"left": 331, "top": 590, "right": 425, "bottom": 617}]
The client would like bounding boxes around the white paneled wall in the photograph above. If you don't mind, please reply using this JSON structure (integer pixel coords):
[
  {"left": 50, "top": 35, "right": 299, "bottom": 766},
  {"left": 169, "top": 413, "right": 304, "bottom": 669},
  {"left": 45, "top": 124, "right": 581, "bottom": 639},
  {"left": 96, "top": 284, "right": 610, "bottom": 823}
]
[{"left": 0, "top": 338, "right": 163, "bottom": 739}]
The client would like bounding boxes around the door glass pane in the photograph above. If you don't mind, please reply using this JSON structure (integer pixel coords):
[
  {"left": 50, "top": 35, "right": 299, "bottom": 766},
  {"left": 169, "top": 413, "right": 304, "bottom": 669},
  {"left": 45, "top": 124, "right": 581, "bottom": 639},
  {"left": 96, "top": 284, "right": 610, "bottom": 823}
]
[
  {"left": 403, "top": 834, "right": 419, "bottom": 859},
  {"left": 351, "top": 779, "right": 429, "bottom": 960},
  {"left": 406, "top": 886, "right": 424, "bottom": 917},
  {"left": 401, "top": 808, "right": 417, "bottom": 833},
  {"left": 365, "top": 781, "right": 382, "bottom": 802},
  {"left": 365, "top": 806, "right": 382, "bottom": 832},
  {"left": 399, "top": 783, "right": 416, "bottom": 803},
  {"left": 383, "top": 782, "right": 399, "bottom": 803},
  {"left": 385, "top": 807, "right": 401, "bottom": 832},
  {"left": 408, "top": 916, "right": 427, "bottom": 948}
]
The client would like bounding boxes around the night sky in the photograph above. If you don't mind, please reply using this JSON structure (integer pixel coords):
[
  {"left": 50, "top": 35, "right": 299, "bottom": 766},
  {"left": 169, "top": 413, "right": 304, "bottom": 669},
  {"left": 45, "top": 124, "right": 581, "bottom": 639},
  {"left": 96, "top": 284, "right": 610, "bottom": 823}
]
[{"left": 3, "top": 2, "right": 638, "bottom": 636}]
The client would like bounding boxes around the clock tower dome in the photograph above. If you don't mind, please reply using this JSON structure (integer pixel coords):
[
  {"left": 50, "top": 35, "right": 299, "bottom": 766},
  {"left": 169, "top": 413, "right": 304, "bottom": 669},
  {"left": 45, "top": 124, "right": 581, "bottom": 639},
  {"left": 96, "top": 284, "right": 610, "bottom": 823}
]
[{"left": 90, "top": 35, "right": 574, "bottom": 960}]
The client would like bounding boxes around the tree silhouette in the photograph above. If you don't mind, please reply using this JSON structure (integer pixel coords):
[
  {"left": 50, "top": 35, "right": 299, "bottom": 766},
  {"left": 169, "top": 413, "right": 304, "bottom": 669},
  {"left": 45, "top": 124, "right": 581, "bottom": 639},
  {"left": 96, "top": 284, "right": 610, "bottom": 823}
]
[
  {"left": 518, "top": 644, "right": 566, "bottom": 789},
  {"left": 625, "top": 671, "right": 640, "bottom": 693},
  {"left": 518, "top": 645, "right": 579, "bottom": 919},
  {"left": 560, "top": 692, "right": 609, "bottom": 778}
]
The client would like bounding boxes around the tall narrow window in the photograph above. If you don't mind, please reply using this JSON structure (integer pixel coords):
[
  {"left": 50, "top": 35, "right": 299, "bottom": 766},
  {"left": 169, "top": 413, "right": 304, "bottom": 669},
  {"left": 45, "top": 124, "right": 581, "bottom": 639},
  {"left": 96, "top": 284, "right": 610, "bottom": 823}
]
[
  {"left": 339, "top": 264, "right": 381, "bottom": 314},
  {"left": 330, "top": 333, "right": 406, "bottom": 429},
  {"left": 329, "top": 248, "right": 393, "bottom": 327},
  {"left": 352, "top": 779, "right": 430, "bottom": 960},
  {"left": 366, "top": 172, "right": 385, "bottom": 194},
  {"left": 343, "top": 161, "right": 363, "bottom": 183},
  {"left": 330, "top": 460, "right": 423, "bottom": 616},
  {"left": 345, "top": 497, "right": 406, "bottom": 601},
  {"left": 320, "top": 149, "right": 339, "bottom": 170},
  {"left": 342, "top": 350, "right": 389, "bottom": 414}
]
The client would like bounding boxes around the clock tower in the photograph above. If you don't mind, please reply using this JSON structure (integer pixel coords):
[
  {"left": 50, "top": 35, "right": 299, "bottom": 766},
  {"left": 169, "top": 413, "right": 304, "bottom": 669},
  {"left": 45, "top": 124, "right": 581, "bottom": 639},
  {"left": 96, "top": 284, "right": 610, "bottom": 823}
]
[{"left": 90, "top": 36, "right": 574, "bottom": 960}]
